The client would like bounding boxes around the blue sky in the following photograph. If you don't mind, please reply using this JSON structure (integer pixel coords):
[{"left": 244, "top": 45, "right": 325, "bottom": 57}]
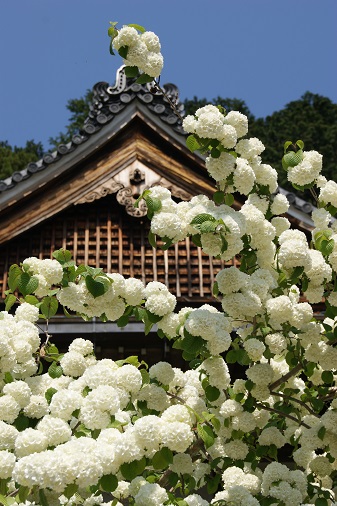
[{"left": 1, "top": 0, "right": 336, "bottom": 150}]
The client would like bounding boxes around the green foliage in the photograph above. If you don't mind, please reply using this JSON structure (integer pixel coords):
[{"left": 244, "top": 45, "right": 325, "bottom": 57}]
[
  {"left": 0, "top": 140, "right": 43, "bottom": 180},
  {"left": 120, "top": 457, "right": 147, "bottom": 481},
  {"left": 48, "top": 89, "right": 94, "bottom": 147},
  {"left": 197, "top": 423, "right": 215, "bottom": 449},
  {"left": 249, "top": 92, "right": 337, "bottom": 191}
]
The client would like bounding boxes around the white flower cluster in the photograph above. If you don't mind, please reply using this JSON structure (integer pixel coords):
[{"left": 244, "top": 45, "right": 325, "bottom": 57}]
[
  {"left": 239, "top": 202, "right": 277, "bottom": 268},
  {"left": 184, "top": 306, "right": 232, "bottom": 355},
  {"left": 57, "top": 274, "right": 175, "bottom": 321},
  {"left": 3, "top": 334, "right": 239, "bottom": 496},
  {"left": 261, "top": 462, "right": 307, "bottom": 506},
  {"left": 266, "top": 291, "right": 313, "bottom": 331},
  {"left": 276, "top": 229, "right": 332, "bottom": 303},
  {"left": 183, "top": 105, "right": 244, "bottom": 148},
  {"left": 0, "top": 309, "right": 40, "bottom": 386},
  {"left": 319, "top": 179, "right": 337, "bottom": 208},
  {"left": 287, "top": 150, "right": 323, "bottom": 187},
  {"left": 217, "top": 266, "right": 277, "bottom": 321},
  {"left": 183, "top": 106, "right": 280, "bottom": 197},
  {"left": 112, "top": 26, "right": 163, "bottom": 78},
  {"left": 148, "top": 187, "right": 246, "bottom": 260},
  {"left": 22, "top": 257, "right": 63, "bottom": 297}
]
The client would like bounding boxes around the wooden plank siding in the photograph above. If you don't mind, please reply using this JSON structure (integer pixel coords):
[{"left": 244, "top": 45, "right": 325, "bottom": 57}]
[{"left": 0, "top": 194, "right": 233, "bottom": 301}]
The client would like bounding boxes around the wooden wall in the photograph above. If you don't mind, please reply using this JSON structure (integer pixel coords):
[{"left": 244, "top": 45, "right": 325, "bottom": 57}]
[{"left": 0, "top": 193, "right": 234, "bottom": 301}]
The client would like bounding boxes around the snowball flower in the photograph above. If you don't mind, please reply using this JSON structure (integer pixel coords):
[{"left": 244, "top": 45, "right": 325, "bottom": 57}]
[
  {"left": 0, "top": 450, "right": 16, "bottom": 479},
  {"left": 134, "top": 482, "right": 168, "bottom": 506},
  {"left": 235, "top": 137, "right": 265, "bottom": 159},
  {"left": 224, "top": 110, "right": 249, "bottom": 138},
  {"left": 15, "top": 303, "right": 40, "bottom": 323}
]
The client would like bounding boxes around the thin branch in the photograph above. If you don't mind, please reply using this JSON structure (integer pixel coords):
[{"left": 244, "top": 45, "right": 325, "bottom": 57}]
[
  {"left": 152, "top": 81, "right": 185, "bottom": 123},
  {"left": 270, "top": 390, "right": 319, "bottom": 417},
  {"left": 269, "top": 363, "right": 302, "bottom": 391},
  {"left": 256, "top": 402, "right": 311, "bottom": 429},
  {"left": 319, "top": 386, "right": 337, "bottom": 402},
  {"left": 309, "top": 187, "right": 319, "bottom": 204}
]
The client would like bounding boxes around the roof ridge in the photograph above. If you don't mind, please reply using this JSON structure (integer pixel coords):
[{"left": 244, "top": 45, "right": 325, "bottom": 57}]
[{"left": 0, "top": 66, "right": 185, "bottom": 193}]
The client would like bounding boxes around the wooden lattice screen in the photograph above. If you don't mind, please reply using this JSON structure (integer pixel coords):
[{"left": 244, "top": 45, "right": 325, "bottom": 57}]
[{"left": 0, "top": 194, "right": 235, "bottom": 301}]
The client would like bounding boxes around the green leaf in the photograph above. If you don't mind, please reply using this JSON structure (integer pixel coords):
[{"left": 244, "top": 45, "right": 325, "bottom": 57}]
[
  {"left": 127, "top": 23, "right": 146, "bottom": 33},
  {"left": 197, "top": 423, "right": 215, "bottom": 449},
  {"left": 207, "top": 473, "right": 221, "bottom": 495},
  {"left": 282, "top": 149, "right": 303, "bottom": 170},
  {"left": 13, "top": 413, "right": 30, "bottom": 431},
  {"left": 151, "top": 447, "right": 173, "bottom": 470},
  {"left": 24, "top": 294, "right": 39, "bottom": 305},
  {"left": 146, "top": 310, "right": 162, "bottom": 323},
  {"left": 8, "top": 264, "right": 22, "bottom": 291},
  {"left": 45, "top": 387, "right": 58, "bottom": 404},
  {"left": 321, "top": 238, "right": 335, "bottom": 256},
  {"left": 107, "top": 26, "right": 117, "bottom": 37},
  {"left": 63, "top": 483, "right": 79, "bottom": 499},
  {"left": 99, "top": 474, "right": 118, "bottom": 493},
  {"left": 124, "top": 65, "right": 139, "bottom": 78},
  {"left": 117, "top": 314, "right": 130, "bottom": 328},
  {"left": 4, "top": 372, "right": 13, "bottom": 384},
  {"left": 191, "top": 213, "right": 216, "bottom": 225},
  {"left": 226, "top": 349, "right": 238, "bottom": 364},
  {"left": 136, "top": 73, "right": 154, "bottom": 84},
  {"left": 120, "top": 457, "right": 147, "bottom": 481},
  {"left": 186, "top": 135, "right": 201, "bottom": 152},
  {"left": 212, "top": 281, "right": 219, "bottom": 297},
  {"left": 17, "top": 272, "right": 39, "bottom": 297},
  {"left": 290, "top": 266, "right": 304, "bottom": 283},
  {"left": 85, "top": 276, "right": 107, "bottom": 298},
  {"left": 205, "top": 385, "right": 220, "bottom": 402},
  {"left": 191, "top": 234, "right": 202, "bottom": 247},
  {"left": 181, "top": 330, "right": 204, "bottom": 354},
  {"left": 295, "top": 139, "right": 304, "bottom": 150},
  {"left": 213, "top": 190, "right": 224, "bottom": 205},
  {"left": 0, "top": 494, "right": 12, "bottom": 506},
  {"left": 315, "top": 498, "right": 329, "bottom": 506},
  {"left": 321, "top": 370, "right": 334, "bottom": 384},
  {"left": 140, "top": 368, "right": 150, "bottom": 384},
  {"left": 210, "top": 148, "right": 220, "bottom": 158},
  {"left": 118, "top": 46, "right": 128, "bottom": 59},
  {"left": 148, "top": 230, "right": 157, "bottom": 249},
  {"left": 224, "top": 193, "right": 234, "bottom": 206},
  {"left": 109, "top": 40, "right": 115, "bottom": 56},
  {"left": 5, "top": 293, "right": 16, "bottom": 312},
  {"left": 283, "top": 140, "right": 293, "bottom": 153},
  {"left": 318, "top": 426, "right": 326, "bottom": 441},
  {"left": 311, "top": 398, "right": 324, "bottom": 412},
  {"left": 39, "top": 490, "right": 49, "bottom": 506},
  {"left": 40, "top": 296, "right": 58, "bottom": 319},
  {"left": 160, "top": 237, "right": 173, "bottom": 251},
  {"left": 17, "top": 486, "right": 30, "bottom": 503},
  {"left": 48, "top": 361, "right": 63, "bottom": 379},
  {"left": 199, "top": 221, "right": 218, "bottom": 234},
  {"left": 145, "top": 196, "right": 162, "bottom": 213},
  {"left": 52, "top": 248, "right": 73, "bottom": 264}
]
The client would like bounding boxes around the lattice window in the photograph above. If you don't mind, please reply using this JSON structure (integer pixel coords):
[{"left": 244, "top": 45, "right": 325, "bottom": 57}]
[{"left": 0, "top": 194, "right": 234, "bottom": 300}]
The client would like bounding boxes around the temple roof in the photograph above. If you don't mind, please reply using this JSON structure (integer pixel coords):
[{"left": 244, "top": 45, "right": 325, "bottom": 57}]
[{"left": 0, "top": 66, "right": 315, "bottom": 234}]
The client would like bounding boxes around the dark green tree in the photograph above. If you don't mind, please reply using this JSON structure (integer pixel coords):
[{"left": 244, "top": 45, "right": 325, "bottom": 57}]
[
  {"left": 249, "top": 92, "right": 337, "bottom": 191},
  {"left": 48, "top": 89, "right": 93, "bottom": 147},
  {"left": 0, "top": 140, "right": 44, "bottom": 180}
]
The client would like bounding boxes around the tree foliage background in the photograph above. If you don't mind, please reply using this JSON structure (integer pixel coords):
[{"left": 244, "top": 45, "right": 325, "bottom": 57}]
[{"left": 1, "top": 90, "right": 336, "bottom": 194}]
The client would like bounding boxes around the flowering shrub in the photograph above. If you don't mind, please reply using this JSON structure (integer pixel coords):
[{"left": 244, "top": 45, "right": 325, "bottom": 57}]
[{"left": 1, "top": 22, "right": 337, "bottom": 506}]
